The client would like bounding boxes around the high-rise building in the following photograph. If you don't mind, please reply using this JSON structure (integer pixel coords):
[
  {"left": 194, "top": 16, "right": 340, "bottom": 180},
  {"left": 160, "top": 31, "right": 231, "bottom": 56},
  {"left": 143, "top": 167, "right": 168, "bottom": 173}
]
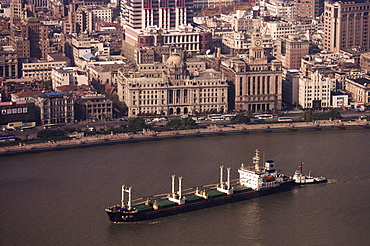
[
  {"left": 323, "top": 0, "right": 370, "bottom": 52},
  {"left": 10, "top": 0, "right": 23, "bottom": 26},
  {"left": 277, "top": 35, "right": 310, "bottom": 70},
  {"left": 24, "top": 17, "right": 49, "bottom": 59},
  {"left": 294, "top": 0, "right": 324, "bottom": 19},
  {"left": 122, "top": 0, "right": 194, "bottom": 46}
]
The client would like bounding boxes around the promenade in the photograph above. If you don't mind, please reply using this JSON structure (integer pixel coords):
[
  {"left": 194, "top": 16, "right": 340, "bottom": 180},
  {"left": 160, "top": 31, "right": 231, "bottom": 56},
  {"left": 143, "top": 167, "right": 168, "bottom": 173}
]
[{"left": 1, "top": 119, "right": 369, "bottom": 156}]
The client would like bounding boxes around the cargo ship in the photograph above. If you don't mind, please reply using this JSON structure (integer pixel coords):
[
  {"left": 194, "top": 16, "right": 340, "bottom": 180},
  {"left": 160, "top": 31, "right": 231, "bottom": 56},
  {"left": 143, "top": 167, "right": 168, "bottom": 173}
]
[{"left": 105, "top": 149, "right": 296, "bottom": 223}]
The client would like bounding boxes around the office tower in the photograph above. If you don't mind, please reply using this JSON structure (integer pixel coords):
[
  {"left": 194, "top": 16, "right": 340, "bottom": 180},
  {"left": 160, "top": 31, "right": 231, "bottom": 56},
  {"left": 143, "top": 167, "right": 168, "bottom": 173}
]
[
  {"left": 277, "top": 35, "right": 310, "bottom": 70},
  {"left": 121, "top": 0, "right": 193, "bottom": 31},
  {"left": 323, "top": 0, "right": 370, "bottom": 52},
  {"left": 294, "top": 0, "right": 324, "bottom": 19},
  {"left": 10, "top": 0, "right": 23, "bottom": 26}
]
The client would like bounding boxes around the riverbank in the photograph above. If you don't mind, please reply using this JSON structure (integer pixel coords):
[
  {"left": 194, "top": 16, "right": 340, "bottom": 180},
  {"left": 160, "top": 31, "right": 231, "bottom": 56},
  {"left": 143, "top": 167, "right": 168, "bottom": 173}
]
[{"left": 1, "top": 119, "right": 369, "bottom": 157}]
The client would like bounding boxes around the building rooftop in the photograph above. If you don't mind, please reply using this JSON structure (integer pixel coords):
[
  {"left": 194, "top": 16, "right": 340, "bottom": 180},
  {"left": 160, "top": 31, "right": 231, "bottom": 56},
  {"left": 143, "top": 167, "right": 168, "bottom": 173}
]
[{"left": 353, "top": 77, "right": 370, "bottom": 86}]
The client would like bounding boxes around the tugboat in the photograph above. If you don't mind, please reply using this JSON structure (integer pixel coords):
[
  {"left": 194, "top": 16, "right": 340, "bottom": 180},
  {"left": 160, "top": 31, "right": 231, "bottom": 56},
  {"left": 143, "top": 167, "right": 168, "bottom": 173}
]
[
  {"left": 105, "top": 149, "right": 296, "bottom": 223},
  {"left": 293, "top": 162, "right": 327, "bottom": 184}
]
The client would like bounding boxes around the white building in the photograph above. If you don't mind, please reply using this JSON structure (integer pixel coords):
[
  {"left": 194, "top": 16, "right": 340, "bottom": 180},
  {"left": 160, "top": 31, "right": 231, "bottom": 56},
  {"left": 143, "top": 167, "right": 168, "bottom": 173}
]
[
  {"left": 51, "top": 67, "right": 88, "bottom": 90},
  {"left": 331, "top": 92, "right": 349, "bottom": 108},
  {"left": 264, "top": 21, "right": 296, "bottom": 40},
  {"left": 22, "top": 60, "right": 68, "bottom": 81},
  {"left": 76, "top": 6, "right": 113, "bottom": 33},
  {"left": 262, "top": 0, "right": 295, "bottom": 19},
  {"left": 298, "top": 69, "right": 336, "bottom": 109}
]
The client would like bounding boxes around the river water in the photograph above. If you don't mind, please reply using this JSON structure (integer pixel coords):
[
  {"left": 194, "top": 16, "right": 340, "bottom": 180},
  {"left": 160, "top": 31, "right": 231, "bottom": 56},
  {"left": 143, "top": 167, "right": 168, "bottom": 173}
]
[{"left": 1, "top": 129, "right": 369, "bottom": 246}]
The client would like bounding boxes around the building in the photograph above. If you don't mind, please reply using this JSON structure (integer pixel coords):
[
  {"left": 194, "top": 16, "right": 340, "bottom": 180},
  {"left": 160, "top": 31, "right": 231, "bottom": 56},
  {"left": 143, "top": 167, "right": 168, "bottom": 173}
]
[
  {"left": 277, "top": 35, "right": 310, "bottom": 70},
  {"left": 298, "top": 69, "right": 336, "bottom": 109},
  {"left": 345, "top": 76, "right": 370, "bottom": 105},
  {"left": 51, "top": 67, "right": 88, "bottom": 90},
  {"left": 10, "top": 0, "right": 23, "bottom": 26},
  {"left": 24, "top": 17, "right": 49, "bottom": 59},
  {"left": 31, "top": 92, "right": 74, "bottom": 125},
  {"left": 283, "top": 69, "right": 300, "bottom": 106},
  {"left": 76, "top": 6, "right": 113, "bottom": 33},
  {"left": 323, "top": 0, "right": 370, "bottom": 52},
  {"left": 360, "top": 52, "right": 370, "bottom": 72},
  {"left": 75, "top": 94, "right": 113, "bottom": 121},
  {"left": 22, "top": 59, "right": 69, "bottom": 81},
  {"left": 261, "top": 0, "right": 295, "bottom": 19},
  {"left": 0, "top": 100, "right": 37, "bottom": 127},
  {"left": 121, "top": 0, "right": 196, "bottom": 49},
  {"left": 117, "top": 51, "right": 229, "bottom": 117},
  {"left": 223, "top": 33, "right": 283, "bottom": 112},
  {"left": 0, "top": 46, "right": 19, "bottom": 79},
  {"left": 294, "top": 0, "right": 324, "bottom": 19},
  {"left": 331, "top": 92, "right": 349, "bottom": 108}
]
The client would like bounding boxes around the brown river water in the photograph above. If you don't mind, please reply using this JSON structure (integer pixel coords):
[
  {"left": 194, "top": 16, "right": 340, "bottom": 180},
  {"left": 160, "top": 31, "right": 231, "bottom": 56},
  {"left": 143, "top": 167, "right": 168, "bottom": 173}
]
[{"left": 1, "top": 129, "right": 369, "bottom": 245}]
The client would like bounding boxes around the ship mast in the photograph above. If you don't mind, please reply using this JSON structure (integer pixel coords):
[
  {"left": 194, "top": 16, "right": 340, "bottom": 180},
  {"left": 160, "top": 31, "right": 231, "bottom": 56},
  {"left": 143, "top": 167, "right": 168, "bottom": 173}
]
[
  {"left": 217, "top": 166, "right": 234, "bottom": 195},
  {"left": 121, "top": 185, "right": 132, "bottom": 210},
  {"left": 253, "top": 149, "right": 260, "bottom": 172},
  {"left": 300, "top": 162, "right": 303, "bottom": 173},
  {"left": 220, "top": 165, "right": 224, "bottom": 189},
  {"left": 168, "top": 175, "right": 186, "bottom": 205}
]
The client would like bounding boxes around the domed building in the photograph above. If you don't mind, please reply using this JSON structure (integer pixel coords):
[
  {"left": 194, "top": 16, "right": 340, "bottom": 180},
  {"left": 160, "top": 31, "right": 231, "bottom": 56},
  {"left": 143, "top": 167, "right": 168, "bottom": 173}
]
[{"left": 118, "top": 50, "right": 229, "bottom": 117}]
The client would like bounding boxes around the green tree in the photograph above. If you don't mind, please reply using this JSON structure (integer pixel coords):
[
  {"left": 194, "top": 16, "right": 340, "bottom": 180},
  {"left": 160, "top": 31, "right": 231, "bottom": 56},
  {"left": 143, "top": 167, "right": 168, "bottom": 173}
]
[
  {"left": 231, "top": 114, "right": 251, "bottom": 124},
  {"left": 104, "top": 93, "right": 127, "bottom": 117},
  {"left": 127, "top": 118, "right": 148, "bottom": 132},
  {"left": 37, "top": 129, "right": 66, "bottom": 139},
  {"left": 302, "top": 110, "right": 313, "bottom": 121},
  {"left": 165, "top": 117, "right": 197, "bottom": 130}
]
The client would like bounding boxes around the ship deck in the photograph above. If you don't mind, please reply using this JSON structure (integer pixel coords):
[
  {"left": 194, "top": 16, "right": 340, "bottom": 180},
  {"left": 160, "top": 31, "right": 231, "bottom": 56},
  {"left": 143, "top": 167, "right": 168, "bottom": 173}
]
[{"left": 131, "top": 185, "right": 255, "bottom": 212}]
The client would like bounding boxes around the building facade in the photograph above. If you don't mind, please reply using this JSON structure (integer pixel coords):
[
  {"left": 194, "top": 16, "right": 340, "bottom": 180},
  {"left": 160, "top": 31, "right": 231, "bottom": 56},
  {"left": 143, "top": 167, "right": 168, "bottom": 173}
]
[
  {"left": 51, "top": 67, "right": 88, "bottom": 90},
  {"left": 0, "top": 101, "right": 37, "bottom": 127},
  {"left": 117, "top": 51, "right": 229, "bottom": 117},
  {"left": 345, "top": 76, "right": 370, "bottom": 105},
  {"left": 298, "top": 69, "right": 336, "bottom": 109},
  {"left": 0, "top": 46, "right": 19, "bottom": 79},
  {"left": 224, "top": 34, "right": 283, "bottom": 112},
  {"left": 277, "top": 35, "right": 310, "bottom": 70},
  {"left": 75, "top": 94, "right": 113, "bottom": 121},
  {"left": 294, "top": 0, "right": 324, "bottom": 19},
  {"left": 323, "top": 0, "right": 370, "bottom": 52},
  {"left": 32, "top": 92, "right": 74, "bottom": 125}
]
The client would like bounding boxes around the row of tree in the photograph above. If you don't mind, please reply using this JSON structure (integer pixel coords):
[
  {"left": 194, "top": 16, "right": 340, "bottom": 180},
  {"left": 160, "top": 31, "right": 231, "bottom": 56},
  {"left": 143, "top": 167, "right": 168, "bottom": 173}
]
[{"left": 35, "top": 110, "right": 342, "bottom": 140}]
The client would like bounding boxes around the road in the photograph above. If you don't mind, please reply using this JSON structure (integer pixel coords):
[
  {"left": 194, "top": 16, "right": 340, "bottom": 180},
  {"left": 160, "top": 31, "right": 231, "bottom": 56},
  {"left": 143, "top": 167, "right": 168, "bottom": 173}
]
[{"left": 4, "top": 110, "right": 369, "bottom": 140}]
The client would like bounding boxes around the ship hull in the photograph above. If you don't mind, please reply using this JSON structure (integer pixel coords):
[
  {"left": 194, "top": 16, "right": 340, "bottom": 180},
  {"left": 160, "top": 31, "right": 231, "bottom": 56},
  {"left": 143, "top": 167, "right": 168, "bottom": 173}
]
[{"left": 106, "top": 180, "right": 296, "bottom": 223}]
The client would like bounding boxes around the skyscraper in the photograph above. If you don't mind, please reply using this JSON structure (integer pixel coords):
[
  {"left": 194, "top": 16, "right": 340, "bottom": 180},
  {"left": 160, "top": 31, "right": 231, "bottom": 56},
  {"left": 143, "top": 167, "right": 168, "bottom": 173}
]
[
  {"left": 121, "top": 0, "right": 194, "bottom": 45},
  {"left": 323, "top": 0, "right": 370, "bottom": 52}
]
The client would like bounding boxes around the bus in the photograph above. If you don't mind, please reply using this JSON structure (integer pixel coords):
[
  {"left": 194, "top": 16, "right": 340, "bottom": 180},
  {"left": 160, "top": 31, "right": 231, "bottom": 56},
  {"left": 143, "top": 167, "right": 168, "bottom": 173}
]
[
  {"left": 21, "top": 126, "right": 36, "bottom": 131},
  {"left": 43, "top": 124, "right": 60, "bottom": 129},
  {"left": 258, "top": 114, "right": 273, "bottom": 119},
  {"left": 278, "top": 117, "right": 293, "bottom": 122}
]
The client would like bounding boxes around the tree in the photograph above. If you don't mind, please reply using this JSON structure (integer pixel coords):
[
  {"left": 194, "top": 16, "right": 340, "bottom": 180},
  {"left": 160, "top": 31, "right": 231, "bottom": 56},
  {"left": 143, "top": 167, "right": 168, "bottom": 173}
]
[
  {"left": 302, "top": 109, "right": 341, "bottom": 121},
  {"left": 37, "top": 129, "right": 66, "bottom": 139},
  {"left": 127, "top": 118, "right": 148, "bottom": 132},
  {"left": 165, "top": 117, "right": 197, "bottom": 130},
  {"left": 231, "top": 114, "right": 251, "bottom": 124},
  {"left": 104, "top": 93, "right": 127, "bottom": 117}
]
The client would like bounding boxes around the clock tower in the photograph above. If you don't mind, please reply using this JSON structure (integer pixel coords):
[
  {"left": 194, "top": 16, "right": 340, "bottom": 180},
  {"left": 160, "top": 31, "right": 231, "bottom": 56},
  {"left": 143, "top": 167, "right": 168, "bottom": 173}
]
[{"left": 248, "top": 32, "right": 267, "bottom": 66}]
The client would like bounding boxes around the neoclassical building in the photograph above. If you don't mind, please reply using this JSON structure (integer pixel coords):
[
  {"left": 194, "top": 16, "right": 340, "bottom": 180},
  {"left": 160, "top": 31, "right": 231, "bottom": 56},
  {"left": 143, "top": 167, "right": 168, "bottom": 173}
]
[
  {"left": 117, "top": 51, "right": 229, "bottom": 117},
  {"left": 223, "top": 33, "right": 283, "bottom": 112}
]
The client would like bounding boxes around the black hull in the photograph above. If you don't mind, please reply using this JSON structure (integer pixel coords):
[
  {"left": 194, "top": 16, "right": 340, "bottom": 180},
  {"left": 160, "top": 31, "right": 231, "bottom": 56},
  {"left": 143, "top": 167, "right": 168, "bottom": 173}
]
[{"left": 106, "top": 181, "right": 296, "bottom": 223}]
